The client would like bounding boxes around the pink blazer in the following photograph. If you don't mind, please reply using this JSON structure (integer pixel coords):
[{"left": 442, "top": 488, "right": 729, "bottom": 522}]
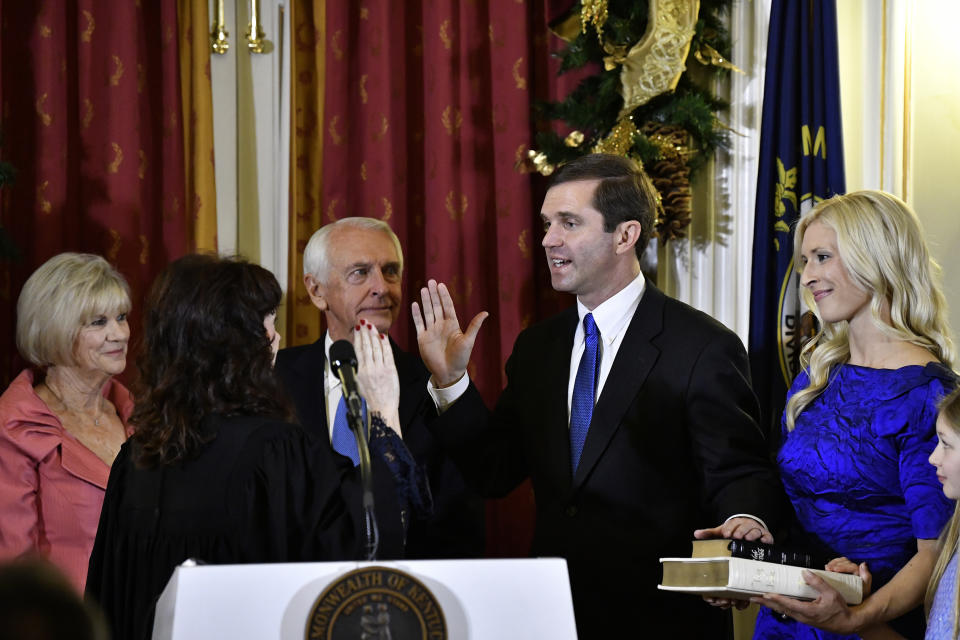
[{"left": 0, "top": 369, "right": 134, "bottom": 592}]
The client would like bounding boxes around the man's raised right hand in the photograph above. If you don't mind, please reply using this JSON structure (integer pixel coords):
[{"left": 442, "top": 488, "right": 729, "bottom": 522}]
[{"left": 411, "top": 279, "right": 487, "bottom": 388}]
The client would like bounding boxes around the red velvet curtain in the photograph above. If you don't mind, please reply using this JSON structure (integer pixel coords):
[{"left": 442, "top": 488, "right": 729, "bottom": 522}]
[
  {"left": 317, "top": 0, "right": 581, "bottom": 556},
  {"left": 0, "top": 1, "right": 188, "bottom": 385}
]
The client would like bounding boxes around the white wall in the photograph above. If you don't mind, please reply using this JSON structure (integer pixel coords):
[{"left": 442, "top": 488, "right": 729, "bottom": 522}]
[
  {"left": 837, "top": 0, "right": 960, "bottom": 353},
  {"left": 909, "top": 2, "right": 960, "bottom": 352}
]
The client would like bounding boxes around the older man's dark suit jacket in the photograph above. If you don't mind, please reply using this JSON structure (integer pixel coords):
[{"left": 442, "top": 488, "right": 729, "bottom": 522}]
[
  {"left": 430, "top": 284, "right": 784, "bottom": 639},
  {"left": 275, "top": 338, "right": 484, "bottom": 560}
]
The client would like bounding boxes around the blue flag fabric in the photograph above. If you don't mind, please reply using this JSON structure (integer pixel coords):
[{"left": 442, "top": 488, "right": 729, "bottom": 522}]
[{"left": 748, "top": 0, "right": 846, "bottom": 442}]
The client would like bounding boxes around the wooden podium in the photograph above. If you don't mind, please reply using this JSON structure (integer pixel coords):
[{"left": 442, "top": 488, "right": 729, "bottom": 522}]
[{"left": 152, "top": 558, "right": 578, "bottom": 639}]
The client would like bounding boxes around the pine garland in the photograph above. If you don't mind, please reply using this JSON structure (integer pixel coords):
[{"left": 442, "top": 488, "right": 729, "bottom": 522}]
[{"left": 531, "top": 0, "right": 735, "bottom": 242}]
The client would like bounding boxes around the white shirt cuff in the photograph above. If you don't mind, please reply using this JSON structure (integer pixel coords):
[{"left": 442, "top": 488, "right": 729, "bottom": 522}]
[
  {"left": 427, "top": 373, "right": 470, "bottom": 413},
  {"left": 724, "top": 513, "right": 768, "bottom": 532}
]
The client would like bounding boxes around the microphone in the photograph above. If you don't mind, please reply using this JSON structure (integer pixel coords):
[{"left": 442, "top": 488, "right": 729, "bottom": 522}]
[
  {"left": 329, "top": 339, "right": 380, "bottom": 560},
  {"left": 329, "top": 340, "right": 363, "bottom": 421}
]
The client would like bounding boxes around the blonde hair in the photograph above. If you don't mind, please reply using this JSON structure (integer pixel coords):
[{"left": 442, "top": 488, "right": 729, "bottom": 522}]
[
  {"left": 784, "top": 191, "right": 955, "bottom": 430},
  {"left": 16, "top": 253, "right": 131, "bottom": 368},
  {"left": 925, "top": 386, "right": 960, "bottom": 639}
]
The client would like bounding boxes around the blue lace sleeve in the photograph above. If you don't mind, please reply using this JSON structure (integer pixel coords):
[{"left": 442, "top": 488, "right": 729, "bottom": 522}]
[{"left": 368, "top": 414, "right": 434, "bottom": 518}]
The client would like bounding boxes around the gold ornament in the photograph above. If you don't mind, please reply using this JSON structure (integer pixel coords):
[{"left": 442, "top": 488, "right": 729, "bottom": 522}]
[
  {"left": 694, "top": 43, "right": 745, "bottom": 74},
  {"left": 564, "top": 130, "right": 585, "bottom": 147},
  {"left": 592, "top": 118, "right": 639, "bottom": 156},
  {"left": 580, "top": 0, "right": 609, "bottom": 43},
  {"left": 531, "top": 150, "right": 555, "bottom": 176},
  {"left": 602, "top": 42, "right": 629, "bottom": 71},
  {"left": 515, "top": 149, "right": 555, "bottom": 176}
]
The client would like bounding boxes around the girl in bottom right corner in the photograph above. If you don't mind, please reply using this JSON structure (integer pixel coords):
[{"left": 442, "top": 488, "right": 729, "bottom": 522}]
[{"left": 925, "top": 386, "right": 960, "bottom": 639}]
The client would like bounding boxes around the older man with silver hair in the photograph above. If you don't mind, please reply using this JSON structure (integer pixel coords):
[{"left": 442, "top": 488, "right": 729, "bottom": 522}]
[{"left": 275, "top": 217, "right": 484, "bottom": 559}]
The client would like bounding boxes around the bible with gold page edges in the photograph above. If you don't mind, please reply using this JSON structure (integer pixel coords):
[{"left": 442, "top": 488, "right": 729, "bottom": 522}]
[{"left": 658, "top": 556, "right": 863, "bottom": 604}]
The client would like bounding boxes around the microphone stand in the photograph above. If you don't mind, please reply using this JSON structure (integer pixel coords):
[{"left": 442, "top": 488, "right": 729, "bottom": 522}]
[{"left": 344, "top": 391, "right": 379, "bottom": 561}]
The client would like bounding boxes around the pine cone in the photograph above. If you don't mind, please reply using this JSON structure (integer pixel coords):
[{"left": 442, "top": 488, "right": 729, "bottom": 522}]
[{"left": 641, "top": 123, "right": 694, "bottom": 242}]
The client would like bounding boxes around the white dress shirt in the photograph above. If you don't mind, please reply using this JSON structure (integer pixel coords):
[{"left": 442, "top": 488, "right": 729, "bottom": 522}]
[
  {"left": 322, "top": 332, "right": 344, "bottom": 441},
  {"left": 566, "top": 273, "right": 645, "bottom": 421}
]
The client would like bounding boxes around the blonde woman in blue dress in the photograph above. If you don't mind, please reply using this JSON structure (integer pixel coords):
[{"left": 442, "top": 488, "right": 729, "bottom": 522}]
[{"left": 751, "top": 191, "right": 956, "bottom": 639}]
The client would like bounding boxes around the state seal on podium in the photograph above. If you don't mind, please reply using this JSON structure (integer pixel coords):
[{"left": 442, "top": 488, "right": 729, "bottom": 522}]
[{"left": 306, "top": 566, "right": 447, "bottom": 639}]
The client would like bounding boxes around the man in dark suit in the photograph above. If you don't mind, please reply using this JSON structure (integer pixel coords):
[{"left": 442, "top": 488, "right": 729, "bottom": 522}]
[
  {"left": 412, "top": 154, "right": 784, "bottom": 638},
  {"left": 275, "top": 217, "right": 484, "bottom": 560}
]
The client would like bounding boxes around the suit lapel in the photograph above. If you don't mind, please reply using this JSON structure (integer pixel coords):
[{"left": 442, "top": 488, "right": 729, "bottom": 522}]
[
  {"left": 60, "top": 434, "right": 111, "bottom": 489},
  {"left": 572, "top": 285, "right": 665, "bottom": 488},
  {"left": 289, "top": 339, "right": 330, "bottom": 433},
  {"left": 543, "top": 309, "right": 579, "bottom": 489}
]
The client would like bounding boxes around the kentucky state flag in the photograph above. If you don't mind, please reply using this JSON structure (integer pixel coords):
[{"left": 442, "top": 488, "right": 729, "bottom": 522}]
[{"left": 748, "top": 0, "right": 846, "bottom": 442}]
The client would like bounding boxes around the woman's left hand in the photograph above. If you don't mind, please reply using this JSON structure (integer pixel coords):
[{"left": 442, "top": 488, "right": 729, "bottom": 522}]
[
  {"left": 749, "top": 564, "right": 871, "bottom": 634},
  {"left": 354, "top": 321, "right": 402, "bottom": 437}
]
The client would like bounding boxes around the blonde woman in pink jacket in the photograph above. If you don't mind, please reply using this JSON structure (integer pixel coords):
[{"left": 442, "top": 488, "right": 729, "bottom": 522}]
[{"left": 0, "top": 253, "right": 133, "bottom": 592}]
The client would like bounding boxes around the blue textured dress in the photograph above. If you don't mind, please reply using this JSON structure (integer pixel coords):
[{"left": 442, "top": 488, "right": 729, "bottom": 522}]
[
  {"left": 926, "top": 551, "right": 958, "bottom": 639},
  {"left": 754, "top": 363, "right": 956, "bottom": 640}
]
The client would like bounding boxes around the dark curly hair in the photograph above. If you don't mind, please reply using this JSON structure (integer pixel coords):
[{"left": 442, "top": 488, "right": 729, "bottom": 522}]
[{"left": 131, "top": 254, "right": 291, "bottom": 467}]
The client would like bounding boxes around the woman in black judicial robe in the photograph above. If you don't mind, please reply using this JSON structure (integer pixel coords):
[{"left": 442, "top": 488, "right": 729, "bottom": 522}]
[{"left": 85, "top": 255, "right": 427, "bottom": 640}]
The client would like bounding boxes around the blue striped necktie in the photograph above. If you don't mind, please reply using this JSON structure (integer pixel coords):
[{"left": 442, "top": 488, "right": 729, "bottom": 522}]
[{"left": 570, "top": 313, "right": 600, "bottom": 472}]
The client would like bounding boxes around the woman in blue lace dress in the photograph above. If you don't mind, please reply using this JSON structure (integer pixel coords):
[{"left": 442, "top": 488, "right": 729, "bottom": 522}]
[{"left": 751, "top": 191, "right": 956, "bottom": 639}]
